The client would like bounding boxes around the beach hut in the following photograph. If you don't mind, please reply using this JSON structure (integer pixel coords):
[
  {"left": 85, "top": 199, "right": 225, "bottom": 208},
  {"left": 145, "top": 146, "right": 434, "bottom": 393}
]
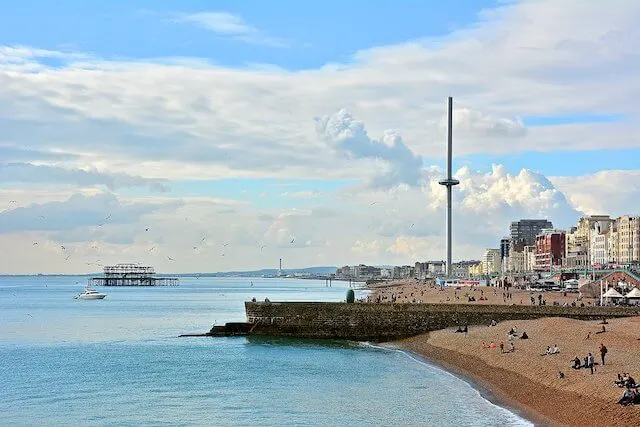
[{"left": 625, "top": 287, "right": 640, "bottom": 299}]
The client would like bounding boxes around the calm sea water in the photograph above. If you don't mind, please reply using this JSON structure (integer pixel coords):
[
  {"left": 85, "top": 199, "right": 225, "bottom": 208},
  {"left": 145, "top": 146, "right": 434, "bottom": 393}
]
[{"left": 0, "top": 276, "right": 531, "bottom": 426}]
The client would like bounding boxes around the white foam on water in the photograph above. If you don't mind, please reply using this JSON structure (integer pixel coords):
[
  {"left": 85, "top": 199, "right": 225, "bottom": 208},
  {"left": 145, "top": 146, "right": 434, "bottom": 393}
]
[{"left": 361, "top": 341, "right": 534, "bottom": 427}]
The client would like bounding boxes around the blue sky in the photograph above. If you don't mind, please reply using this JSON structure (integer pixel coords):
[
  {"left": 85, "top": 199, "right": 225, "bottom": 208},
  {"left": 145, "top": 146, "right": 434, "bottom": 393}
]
[
  {"left": 1, "top": 0, "right": 639, "bottom": 273},
  {"left": 0, "top": 0, "right": 499, "bottom": 69},
  {"left": 0, "top": 0, "right": 626, "bottom": 184}
]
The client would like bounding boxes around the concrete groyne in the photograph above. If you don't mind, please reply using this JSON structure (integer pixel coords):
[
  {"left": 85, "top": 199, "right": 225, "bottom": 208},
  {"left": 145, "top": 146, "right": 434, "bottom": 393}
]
[{"left": 229, "top": 302, "right": 640, "bottom": 341}]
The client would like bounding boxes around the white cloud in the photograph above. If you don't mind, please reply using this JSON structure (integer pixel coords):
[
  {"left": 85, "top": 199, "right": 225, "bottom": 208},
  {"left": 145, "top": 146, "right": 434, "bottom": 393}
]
[
  {"left": 351, "top": 239, "right": 381, "bottom": 255},
  {"left": 281, "top": 190, "right": 321, "bottom": 198},
  {"left": 0, "top": 163, "right": 170, "bottom": 192},
  {"left": 0, "top": 0, "right": 637, "bottom": 186},
  {"left": 1, "top": 0, "right": 640, "bottom": 272},
  {"left": 315, "top": 109, "right": 424, "bottom": 188},
  {"left": 171, "top": 12, "right": 287, "bottom": 47},
  {"left": 0, "top": 162, "right": 620, "bottom": 273},
  {"left": 0, "top": 193, "right": 179, "bottom": 234},
  {"left": 438, "top": 108, "right": 526, "bottom": 138},
  {"left": 550, "top": 170, "right": 640, "bottom": 216}
]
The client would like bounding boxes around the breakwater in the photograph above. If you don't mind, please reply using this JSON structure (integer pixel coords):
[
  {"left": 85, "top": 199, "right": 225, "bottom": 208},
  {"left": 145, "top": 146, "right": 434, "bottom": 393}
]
[{"left": 236, "top": 302, "right": 640, "bottom": 341}]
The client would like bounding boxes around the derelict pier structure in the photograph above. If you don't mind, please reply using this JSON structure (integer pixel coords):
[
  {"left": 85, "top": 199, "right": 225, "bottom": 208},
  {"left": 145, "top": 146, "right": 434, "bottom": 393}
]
[{"left": 88, "top": 263, "right": 179, "bottom": 287}]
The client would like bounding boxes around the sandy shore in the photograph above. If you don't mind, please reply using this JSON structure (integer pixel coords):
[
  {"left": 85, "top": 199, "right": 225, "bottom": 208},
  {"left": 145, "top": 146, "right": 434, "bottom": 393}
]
[
  {"left": 397, "top": 316, "right": 640, "bottom": 426},
  {"left": 364, "top": 279, "right": 598, "bottom": 307}
]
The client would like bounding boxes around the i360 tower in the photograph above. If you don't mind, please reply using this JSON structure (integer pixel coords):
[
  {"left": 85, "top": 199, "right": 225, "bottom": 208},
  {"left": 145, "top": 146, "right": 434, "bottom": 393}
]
[{"left": 438, "top": 97, "right": 459, "bottom": 278}]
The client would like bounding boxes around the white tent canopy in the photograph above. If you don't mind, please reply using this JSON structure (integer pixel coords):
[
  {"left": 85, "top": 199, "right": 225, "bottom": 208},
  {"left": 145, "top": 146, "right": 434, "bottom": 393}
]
[
  {"left": 603, "top": 288, "right": 624, "bottom": 298},
  {"left": 625, "top": 287, "right": 640, "bottom": 298}
]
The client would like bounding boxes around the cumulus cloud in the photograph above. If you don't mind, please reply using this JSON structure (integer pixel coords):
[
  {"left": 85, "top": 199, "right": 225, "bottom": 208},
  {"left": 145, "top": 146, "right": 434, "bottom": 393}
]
[
  {"left": 1, "top": 0, "right": 639, "bottom": 272},
  {"left": 438, "top": 107, "right": 527, "bottom": 138},
  {"left": 1, "top": 0, "right": 639, "bottom": 183},
  {"left": 550, "top": 170, "right": 640, "bottom": 216},
  {"left": 0, "top": 163, "right": 171, "bottom": 192},
  {"left": 0, "top": 193, "right": 179, "bottom": 234},
  {"left": 315, "top": 109, "right": 424, "bottom": 188},
  {"left": 0, "top": 162, "right": 615, "bottom": 273},
  {"left": 351, "top": 239, "right": 381, "bottom": 255}
]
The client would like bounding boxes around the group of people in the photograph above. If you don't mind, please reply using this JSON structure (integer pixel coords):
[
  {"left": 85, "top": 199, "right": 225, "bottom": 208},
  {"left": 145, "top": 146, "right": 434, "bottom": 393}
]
[
  {"left": 615, "top": 373, "right": 639, "bottom": 406},
  {"left": 542, "top": 344, "right": 560, "bottom": 356},
  {"left": 481, "top": 341, "right": 515, "bottom": 353},
  {"left": 616, "top": 373, "right": 637, "bottom": 388},
  {"left": 571, "top": 354, "right": 596, "bottom": 373},
  {"left": 506, "top": 326, "right": 528, "bottom": 341},
  {"left": 618, "top": 388, "right": 639, "bottom": 406}
]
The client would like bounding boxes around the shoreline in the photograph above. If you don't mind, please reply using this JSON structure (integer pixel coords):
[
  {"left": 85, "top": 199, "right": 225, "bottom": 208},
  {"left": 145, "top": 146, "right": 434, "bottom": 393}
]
[
  {"left": 396, "top": 328, "right": 640, "bottom": 427},
  {"left": 391, "top": 338, "right": 554, "bottom": 426},
  {"left": 378, "top": 341, "right": 541, "bottom": 425}
]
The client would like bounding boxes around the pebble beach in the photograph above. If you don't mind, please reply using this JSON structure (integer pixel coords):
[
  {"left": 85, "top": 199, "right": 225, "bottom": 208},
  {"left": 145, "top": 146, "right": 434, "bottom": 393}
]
[{"left": 367, "top": 280, "right": 640, "bottom": 426}]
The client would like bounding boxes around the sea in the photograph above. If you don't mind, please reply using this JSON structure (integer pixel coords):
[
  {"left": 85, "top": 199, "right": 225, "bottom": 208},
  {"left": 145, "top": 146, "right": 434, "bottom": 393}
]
[{"left": 0, "top": 276, "right": 532, "bottom": 426}]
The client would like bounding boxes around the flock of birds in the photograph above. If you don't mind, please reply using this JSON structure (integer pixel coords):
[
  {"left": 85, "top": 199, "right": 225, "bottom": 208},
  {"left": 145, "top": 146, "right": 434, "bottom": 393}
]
[
  {"left": 2, "top": 200, "right": 299, "bottom": 267},
  {"left": 4, "top": 198, "right": 418, "bottom": 268}
]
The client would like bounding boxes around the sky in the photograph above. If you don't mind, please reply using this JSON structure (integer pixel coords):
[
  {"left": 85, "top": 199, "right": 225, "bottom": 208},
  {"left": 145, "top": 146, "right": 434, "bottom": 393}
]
[{"left": 1, "top": 0, "right": 640, "bottom": 274}]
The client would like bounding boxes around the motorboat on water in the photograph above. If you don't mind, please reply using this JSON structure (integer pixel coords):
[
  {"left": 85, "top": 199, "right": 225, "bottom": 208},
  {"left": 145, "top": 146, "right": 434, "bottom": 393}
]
[{"left": 74, "top": 286, "right": 107, "bottom": 300}]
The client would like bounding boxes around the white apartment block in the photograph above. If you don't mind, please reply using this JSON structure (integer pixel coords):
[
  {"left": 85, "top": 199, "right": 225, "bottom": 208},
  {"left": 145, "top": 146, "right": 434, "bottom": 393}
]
[
  {"left": 523, "top": 245, "right": 536, "bottom": 272},
  {"left": 590, "top": 221, "right": 611, "bottom": 266},
  {"left": 482, "top": 248, "right": 501, "bottom": 275},
  {"left": 563, "top": 214, "right": 640, "bottom": 268},
  {"left": 616, "top": 216, "right": 640, "bottom": 265}
]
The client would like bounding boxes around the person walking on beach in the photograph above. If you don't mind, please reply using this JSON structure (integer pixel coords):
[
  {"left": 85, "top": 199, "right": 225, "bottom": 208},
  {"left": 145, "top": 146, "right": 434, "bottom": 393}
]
[
  {"left": 588, "top": 353, "right": 595, "bottom": 374},
  {"left": 600, "top": 344, "right": 608, "bottom": 365}
]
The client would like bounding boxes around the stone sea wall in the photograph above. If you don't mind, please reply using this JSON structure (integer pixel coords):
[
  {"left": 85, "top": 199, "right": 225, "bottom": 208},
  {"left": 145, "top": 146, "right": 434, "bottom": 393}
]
[{"left": 244, "top": 302, "right": 640, "bottom": 341}]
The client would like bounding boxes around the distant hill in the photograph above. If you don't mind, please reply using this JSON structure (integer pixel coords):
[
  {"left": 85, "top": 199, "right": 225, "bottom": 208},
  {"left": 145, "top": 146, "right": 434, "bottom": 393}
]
[
  {"left": 1, "top": 266, "right": 338, "bottom": 277},
  {"left": 174, "top": 266, "right": 338, "bottom": 277}
]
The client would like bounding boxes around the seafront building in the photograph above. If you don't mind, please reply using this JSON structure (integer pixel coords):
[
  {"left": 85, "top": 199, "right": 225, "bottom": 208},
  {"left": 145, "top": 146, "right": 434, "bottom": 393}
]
[
  {"left": 523, "top": 245, "right": 536, "bottom": 272},
  {"left": 486, "top": 214, "right": 640, "bottom": 274},
  {"left": 566, "top": 215, "right": 612, "bottom": 269},
  {"left": 590, "top": 221, "right": 612, "bottom": 266},
  {"left": 510, "top": 219, "right": 553, "bottom": 245},
  {"left": 468, "top": 262, "right": 483, "bottom": 276},
  {"left": 339, "top": 213, "right": 640, "bottom": 280},
  {"left": 534, "top": 230, "right": 566, "bottom": 272},
  {"left": 482, "top": 249, "right": 501, "bottom": 275}
]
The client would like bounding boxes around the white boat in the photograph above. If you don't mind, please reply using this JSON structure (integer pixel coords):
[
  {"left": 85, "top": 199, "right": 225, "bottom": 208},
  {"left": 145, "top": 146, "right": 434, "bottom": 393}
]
[{"left": 74, "top": 286, "right": 106, "bottom": 300}]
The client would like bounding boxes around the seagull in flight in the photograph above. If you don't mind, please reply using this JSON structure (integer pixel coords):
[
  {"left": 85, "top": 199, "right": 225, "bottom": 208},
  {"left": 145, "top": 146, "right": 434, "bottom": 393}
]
[
  {"left": 222, "top": 242, "right": 230, "bottom": 247},
  {"left": 145, "top": 227, "right": 150, "bottom": 232},
  {"left": 409, "top": 223, "right": 415, "bottom": 229},
  {"left": 32, "top": 242, "right": 38, "bottom": 246},
  {"left": 167, "top": 256, "right": 175, "bottom": 261},
  {"left": 260, "top": 245, "right": 266, "bottom": 251},
  {"left": 290, "top": 238, "right": 295, "bottom": 244}
]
